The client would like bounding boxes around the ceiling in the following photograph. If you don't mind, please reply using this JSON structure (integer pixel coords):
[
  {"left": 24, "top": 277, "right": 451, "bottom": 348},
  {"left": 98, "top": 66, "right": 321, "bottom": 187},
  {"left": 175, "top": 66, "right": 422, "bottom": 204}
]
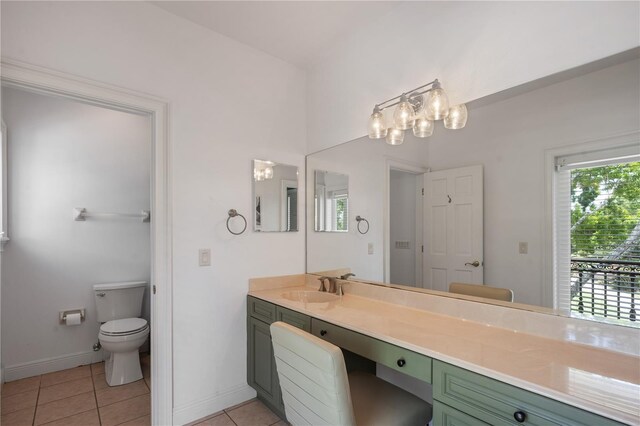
[{"left": 150, "top": 1, "right": 400, "bottom": 68}]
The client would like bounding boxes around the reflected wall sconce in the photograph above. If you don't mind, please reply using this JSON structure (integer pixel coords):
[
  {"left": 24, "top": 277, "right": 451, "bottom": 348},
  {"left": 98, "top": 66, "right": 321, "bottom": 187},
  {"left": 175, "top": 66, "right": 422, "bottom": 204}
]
[{"left": 368, "top": 79, "right": 467, "bottom": 145}]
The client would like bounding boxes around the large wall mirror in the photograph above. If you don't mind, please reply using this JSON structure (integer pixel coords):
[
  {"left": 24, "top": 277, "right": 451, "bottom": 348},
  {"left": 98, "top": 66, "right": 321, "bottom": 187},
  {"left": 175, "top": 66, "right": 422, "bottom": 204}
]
[
  {"left": 306, "top": 49, "right": 640, "bottom": 328},
  {"left": 253, "top": 159, "right": 299, "bottom": 232}
]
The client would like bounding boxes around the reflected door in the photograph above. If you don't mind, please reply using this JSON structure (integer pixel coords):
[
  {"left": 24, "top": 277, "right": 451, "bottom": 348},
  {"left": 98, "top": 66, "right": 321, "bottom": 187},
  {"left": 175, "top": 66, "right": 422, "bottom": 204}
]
[{"left": 424, "top": 165, "right": 483, "bottom": 291}]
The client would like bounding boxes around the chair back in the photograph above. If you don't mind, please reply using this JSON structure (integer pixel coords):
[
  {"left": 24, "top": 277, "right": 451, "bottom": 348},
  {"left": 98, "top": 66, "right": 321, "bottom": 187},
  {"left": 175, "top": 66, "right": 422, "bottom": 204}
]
[
  {"left": 270, "top": 321, "right": 356, "bottom": 426},
  {"left": 449, "top": 282, "right": 514, "bottom": 302}
]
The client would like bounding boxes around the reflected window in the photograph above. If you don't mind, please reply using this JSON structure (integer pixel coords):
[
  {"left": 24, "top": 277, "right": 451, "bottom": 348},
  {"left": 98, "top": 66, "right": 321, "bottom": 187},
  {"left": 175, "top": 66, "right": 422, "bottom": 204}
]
[
  {"left": 554, "top": 144, "right": 640, "bottom": 327},
  {"left": 314, "top": 170, "right": 349, "bottom": 232}
]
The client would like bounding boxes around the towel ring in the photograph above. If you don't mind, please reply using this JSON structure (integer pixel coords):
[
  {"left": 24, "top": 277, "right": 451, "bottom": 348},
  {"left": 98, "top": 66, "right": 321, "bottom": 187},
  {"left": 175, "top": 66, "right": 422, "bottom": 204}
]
[
  {"left": 355, "top": 215, "right": 369, "bottom": 234},
  {"left": 227, "top": 209, "right": 247, "bottom": 235}
]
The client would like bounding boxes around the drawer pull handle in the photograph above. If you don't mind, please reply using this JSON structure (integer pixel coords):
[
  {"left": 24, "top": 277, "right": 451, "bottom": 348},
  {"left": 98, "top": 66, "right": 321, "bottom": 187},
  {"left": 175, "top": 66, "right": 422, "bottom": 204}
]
[
  {"left": 513, "top": 411, "right": 526, "bottom": 423},
  {"left": 397, "top": 358, "right": 406, "bottom": 367},
  {"left": 320, "top": 330, "right": 327, "bottom": 336}
]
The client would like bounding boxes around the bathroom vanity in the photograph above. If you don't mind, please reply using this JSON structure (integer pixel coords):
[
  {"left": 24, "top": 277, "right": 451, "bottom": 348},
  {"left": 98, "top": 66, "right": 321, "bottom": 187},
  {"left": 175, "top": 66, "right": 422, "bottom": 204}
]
[{"left": 246, "top": 276, "right": 639, "bottom": 425}]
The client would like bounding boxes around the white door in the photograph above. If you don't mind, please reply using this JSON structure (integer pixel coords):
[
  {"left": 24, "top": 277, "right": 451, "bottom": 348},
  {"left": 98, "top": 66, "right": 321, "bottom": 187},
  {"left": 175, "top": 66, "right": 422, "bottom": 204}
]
[{"left": 424, "top": 165, "right": 483, "bottom": 291}]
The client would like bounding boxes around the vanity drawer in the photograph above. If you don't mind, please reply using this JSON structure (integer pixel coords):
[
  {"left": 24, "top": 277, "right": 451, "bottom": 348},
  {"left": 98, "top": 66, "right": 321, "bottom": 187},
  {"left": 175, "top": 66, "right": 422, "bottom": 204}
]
[
  {"left": 433, "top": 401, "right": 489, "bottom": 426},
  {"left": 311, "top": 318, "right": 432, "bottom": 383},
  {"left": 433, "top": 360, "right": 623, "bottom": 426},
  {"left": 276, "top": 306, "right": 311, "bottom": 332},
  {"left": 247, "top": 296, "right": 276, "bottom": 324}
]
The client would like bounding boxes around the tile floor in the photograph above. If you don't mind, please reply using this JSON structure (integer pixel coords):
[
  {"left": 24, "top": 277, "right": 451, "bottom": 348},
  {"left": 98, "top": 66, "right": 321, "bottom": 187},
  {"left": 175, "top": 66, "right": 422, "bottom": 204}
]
[
  {"left": 189, "top": 399, "right": 286, "bottom": 426},
  {"left": 1, "top": 354, "right": 151, "bottom": 426}
]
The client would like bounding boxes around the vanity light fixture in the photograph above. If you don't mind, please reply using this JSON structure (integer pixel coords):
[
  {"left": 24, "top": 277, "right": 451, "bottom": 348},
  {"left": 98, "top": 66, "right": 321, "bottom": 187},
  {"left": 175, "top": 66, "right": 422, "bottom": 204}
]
[{"left": 367, "top": 79, "right": 467, "bottom": 145}]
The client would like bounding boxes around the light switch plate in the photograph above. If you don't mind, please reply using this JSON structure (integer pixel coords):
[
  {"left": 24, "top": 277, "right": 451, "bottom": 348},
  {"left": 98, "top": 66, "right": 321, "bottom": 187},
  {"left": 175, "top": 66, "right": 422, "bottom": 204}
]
[
  {"left": 199, "top": 248, "right": 211, "bottom": 266},
  {"left": 368, "top": 243, "right": 374, "bottom": 255}
]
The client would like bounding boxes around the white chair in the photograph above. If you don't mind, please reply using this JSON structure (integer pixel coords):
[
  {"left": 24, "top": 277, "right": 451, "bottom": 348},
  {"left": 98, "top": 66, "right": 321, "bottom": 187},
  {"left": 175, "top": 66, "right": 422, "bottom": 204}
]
[
  {"left": 270, "top": 321, "right": 432, "bottom": 426},
  {"left": 449, "top": 282, "right": 514, "bottom": 302}
]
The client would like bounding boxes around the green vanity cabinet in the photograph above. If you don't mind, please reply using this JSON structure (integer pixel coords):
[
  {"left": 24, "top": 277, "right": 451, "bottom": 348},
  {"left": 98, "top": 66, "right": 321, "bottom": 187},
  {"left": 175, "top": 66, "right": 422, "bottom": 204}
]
[
  {"left": 432, "top": 360, "right": 624, "bottom": 426},
  {"left": 247, "top": 296, "right": 625, "bottom": 426},
  {"left": 246, "top": 296, "right": 310, "bottom": 418}
]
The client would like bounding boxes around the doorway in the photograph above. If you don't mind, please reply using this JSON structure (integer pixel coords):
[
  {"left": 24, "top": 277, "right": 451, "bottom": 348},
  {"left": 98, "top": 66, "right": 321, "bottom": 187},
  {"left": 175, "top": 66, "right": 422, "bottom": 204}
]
[
  {"left": 1, "top": 60, "right": 172, "bottom": 424},
  {"left": 386, "top": 162, "right": 426, "bottom": 288}
]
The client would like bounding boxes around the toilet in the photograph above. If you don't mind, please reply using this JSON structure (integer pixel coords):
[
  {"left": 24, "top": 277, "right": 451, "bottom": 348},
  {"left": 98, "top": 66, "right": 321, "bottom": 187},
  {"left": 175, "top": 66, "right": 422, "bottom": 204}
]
[{"left": 93, "top": 281, "right": 149, "bottom": 386}]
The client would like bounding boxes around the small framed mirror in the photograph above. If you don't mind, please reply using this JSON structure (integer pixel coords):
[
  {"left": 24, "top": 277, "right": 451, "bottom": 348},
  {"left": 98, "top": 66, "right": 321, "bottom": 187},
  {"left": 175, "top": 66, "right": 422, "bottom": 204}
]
[
  {"left": 314, "top": 170, "right": 349, "bottom": 232},
  {"left": 252, "top": 160, "right": 299, "bottom": 232}
]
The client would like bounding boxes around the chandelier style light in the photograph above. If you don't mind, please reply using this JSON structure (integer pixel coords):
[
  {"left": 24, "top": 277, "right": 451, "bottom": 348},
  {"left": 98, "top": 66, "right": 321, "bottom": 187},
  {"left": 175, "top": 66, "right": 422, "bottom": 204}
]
[
  {"left": 254, "top": 160, "right": 275, "bottom": 182},
  {"left": 367, "top": 79, "right": 467, "bottom": 145}
]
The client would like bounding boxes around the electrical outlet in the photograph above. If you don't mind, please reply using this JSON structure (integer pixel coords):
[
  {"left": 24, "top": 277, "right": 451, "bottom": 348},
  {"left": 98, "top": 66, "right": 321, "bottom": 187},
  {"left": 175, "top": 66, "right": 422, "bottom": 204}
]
[
  {"left": 199, "top": 248, "right": 211, "bottom": 266},
  {"left": 368, "top": 243, "right": 374, "bottom": 255},
  {"left": 519, "top": 242, "right": 528, "bottom": 254}
]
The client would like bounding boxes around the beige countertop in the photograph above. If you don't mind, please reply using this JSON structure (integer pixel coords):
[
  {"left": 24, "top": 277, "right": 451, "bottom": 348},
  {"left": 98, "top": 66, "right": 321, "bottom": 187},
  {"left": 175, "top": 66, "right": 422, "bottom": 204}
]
[{"left": 249, "top": 280, "right": 640, "bottom": 425}]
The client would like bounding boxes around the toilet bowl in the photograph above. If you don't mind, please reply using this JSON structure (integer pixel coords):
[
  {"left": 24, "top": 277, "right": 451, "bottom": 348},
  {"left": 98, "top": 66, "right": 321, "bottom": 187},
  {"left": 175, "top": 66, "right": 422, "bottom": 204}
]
[{"left": 98, "top": 317, "right": 149, "bottom": 386}]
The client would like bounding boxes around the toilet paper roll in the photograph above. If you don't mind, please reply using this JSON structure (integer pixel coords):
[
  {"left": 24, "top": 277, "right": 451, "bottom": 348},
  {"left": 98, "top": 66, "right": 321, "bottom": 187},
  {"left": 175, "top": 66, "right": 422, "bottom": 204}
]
[{"left": 65, "top": 312, "right": 82, "bottom": 326}]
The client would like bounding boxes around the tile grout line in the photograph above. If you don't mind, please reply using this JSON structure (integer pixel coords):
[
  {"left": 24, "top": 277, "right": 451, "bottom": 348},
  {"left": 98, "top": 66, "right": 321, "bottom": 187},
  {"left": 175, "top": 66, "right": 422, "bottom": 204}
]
[
  {"left": 112, "top": 412, "right": 150, "bottom": 426},
  {"left": 39, "top": 408, "right": 97, "bottom": 426},
  {"left": 224, "top": 411, "right": 239, "bottom": 426},
  {"left": 32, "top": 376, "right": 42, "bottom": 426},
  {"left": 91, "top": 368, "right": 103, "bottom": 426}
]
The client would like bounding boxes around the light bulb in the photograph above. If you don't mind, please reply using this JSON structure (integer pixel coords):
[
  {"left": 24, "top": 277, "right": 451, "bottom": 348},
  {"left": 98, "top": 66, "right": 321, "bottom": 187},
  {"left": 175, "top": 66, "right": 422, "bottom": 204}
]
[
  {"left": 264, "top": 167, "right": 274, "bottom": 179},
  {"left": 368, "top": 107, "right": 387, "bottom": 139},
  {"left": 444, "top": 104, "right": 468, "bottom": 129},
  {"left": 386, "top": 127, "right": 405, "bottom": 145},
  {"left": 413, "top": 114, "right": 434, "bottom": 138},
  {"left": 393, "top": 95, "right": 415, "bottom": 130},
  {"left": 425, "top": 85, "right": 449, "bottom": 120}
]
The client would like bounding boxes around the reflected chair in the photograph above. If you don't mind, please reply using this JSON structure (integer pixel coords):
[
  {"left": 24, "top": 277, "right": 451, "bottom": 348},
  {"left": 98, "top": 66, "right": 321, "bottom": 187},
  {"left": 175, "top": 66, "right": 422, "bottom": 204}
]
[
  {"left": 449, "top": 282, "right": 514, "bottom": 302},
  {"left": 270, "top": 321, "right": 432, "bottom": 426}
]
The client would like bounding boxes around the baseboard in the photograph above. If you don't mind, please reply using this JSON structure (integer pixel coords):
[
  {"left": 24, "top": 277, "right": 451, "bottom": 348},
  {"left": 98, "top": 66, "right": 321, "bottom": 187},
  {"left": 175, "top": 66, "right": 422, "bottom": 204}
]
[
  {"left": 173, "top": 383, "right": 256, "bottom": 425},
  {"left": 4, "top": 349, "right": 104, "bottom": 382}
]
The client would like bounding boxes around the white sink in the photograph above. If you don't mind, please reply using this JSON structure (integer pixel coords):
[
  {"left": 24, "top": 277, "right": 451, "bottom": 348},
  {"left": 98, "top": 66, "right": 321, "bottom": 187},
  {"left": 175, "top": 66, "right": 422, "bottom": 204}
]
[{"left": 281, "top": 291, "right": 340, "bottom": 303}]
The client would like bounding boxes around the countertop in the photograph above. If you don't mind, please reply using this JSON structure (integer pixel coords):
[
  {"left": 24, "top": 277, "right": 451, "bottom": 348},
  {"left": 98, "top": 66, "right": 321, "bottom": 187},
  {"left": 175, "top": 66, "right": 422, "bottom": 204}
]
[{"left": 249, "top": 283, "right": 640, "bottom": 425}]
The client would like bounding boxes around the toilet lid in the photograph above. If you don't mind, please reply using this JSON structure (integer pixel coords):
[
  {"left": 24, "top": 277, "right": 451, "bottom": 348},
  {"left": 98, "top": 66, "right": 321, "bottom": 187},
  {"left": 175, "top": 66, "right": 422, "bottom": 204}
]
[{"left": 100, "top": 318, "right": 148, "bottom": 336}]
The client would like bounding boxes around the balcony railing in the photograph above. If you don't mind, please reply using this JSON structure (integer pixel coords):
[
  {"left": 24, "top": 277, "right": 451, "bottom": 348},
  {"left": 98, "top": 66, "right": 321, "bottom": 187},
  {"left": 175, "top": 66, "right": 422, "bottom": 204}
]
[{"left": 570, "top": 258, "right": 639, "bottom": 323}]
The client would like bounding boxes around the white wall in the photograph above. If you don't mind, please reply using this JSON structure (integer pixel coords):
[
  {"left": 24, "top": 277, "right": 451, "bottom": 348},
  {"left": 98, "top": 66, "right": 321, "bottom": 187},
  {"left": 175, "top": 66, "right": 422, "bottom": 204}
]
[
  {"left": 427, "top": 59, "right": 640, "bottom": 306},
  {"left": 389, "top": 170, "right": 417, "bottom": 286},
  {"left": 1, "top": 87, "right": 151, "bottom": 376},
  {"left": 1, "top": 2, "right": 307, "bottom": 423},
  {"left": 307, "top": 1, "right": 640, "bottom": 152}
]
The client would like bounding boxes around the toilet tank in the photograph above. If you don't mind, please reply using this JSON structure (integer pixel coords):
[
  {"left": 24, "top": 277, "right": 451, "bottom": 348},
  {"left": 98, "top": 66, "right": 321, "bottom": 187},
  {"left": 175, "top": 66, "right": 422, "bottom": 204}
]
[{"left": 93, "top": 281, "right": 147, "bottom": 322}]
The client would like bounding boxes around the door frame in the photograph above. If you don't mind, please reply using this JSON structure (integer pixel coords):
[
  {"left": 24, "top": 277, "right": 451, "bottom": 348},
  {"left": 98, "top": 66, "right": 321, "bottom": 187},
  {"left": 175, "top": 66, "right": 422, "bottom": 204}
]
[
  {"left": 1, "top": 59, "right": 173, "bottom": 425},
  {"left": 384, "top": 158, "right": 428, "bottom": 285}
]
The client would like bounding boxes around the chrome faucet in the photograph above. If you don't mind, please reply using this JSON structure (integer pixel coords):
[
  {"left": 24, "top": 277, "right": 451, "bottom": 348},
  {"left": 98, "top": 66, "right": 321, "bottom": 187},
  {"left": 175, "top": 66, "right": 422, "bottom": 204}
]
[{"left": 340, "top": 273, "right": 355, "bottom": 280}]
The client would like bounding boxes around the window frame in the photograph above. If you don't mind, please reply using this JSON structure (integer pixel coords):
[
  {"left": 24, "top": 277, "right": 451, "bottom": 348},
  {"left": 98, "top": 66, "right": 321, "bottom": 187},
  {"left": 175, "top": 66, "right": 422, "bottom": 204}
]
[{"left": 545, "top": 131, "right": 640, "bottom": 313}]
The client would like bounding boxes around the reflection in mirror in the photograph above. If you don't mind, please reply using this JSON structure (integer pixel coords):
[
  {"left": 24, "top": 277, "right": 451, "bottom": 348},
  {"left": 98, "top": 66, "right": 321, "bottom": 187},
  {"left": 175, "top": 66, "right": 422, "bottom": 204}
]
[
  {"left": 314, "top": 170, "right": 349, "bottom": 232},
  {"left": 253, "top": 160, "right": 298, "bottom": 232},
  {"left": 306, "top": 50, "right": 640, "bottom": 327}
]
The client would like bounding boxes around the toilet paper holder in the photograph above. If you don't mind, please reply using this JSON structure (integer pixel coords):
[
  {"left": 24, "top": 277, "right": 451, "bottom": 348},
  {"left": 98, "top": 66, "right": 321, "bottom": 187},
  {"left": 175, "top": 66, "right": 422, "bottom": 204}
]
[{"left": 59, "top": 309, "right": 86, "bottom": 323}]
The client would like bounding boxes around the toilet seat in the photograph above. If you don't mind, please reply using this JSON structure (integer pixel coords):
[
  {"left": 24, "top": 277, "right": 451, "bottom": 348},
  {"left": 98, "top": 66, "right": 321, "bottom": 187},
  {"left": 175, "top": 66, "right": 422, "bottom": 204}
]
[{"left": 100, "top": 318, "right": 148, "bottom": 336}]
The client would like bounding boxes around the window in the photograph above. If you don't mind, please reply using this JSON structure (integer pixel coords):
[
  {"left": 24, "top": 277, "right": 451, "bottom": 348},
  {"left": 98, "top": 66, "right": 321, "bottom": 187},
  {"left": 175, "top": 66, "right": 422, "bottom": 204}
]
[{"left": 554, "top": 143, "right": 640, "bottom": 326}]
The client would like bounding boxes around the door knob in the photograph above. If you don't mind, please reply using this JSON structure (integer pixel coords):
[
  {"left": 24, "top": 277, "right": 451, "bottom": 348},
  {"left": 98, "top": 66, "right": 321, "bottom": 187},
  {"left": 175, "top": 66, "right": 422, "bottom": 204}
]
[{"left": 465, "top": 261, "right": 480, "bottom": 267}]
